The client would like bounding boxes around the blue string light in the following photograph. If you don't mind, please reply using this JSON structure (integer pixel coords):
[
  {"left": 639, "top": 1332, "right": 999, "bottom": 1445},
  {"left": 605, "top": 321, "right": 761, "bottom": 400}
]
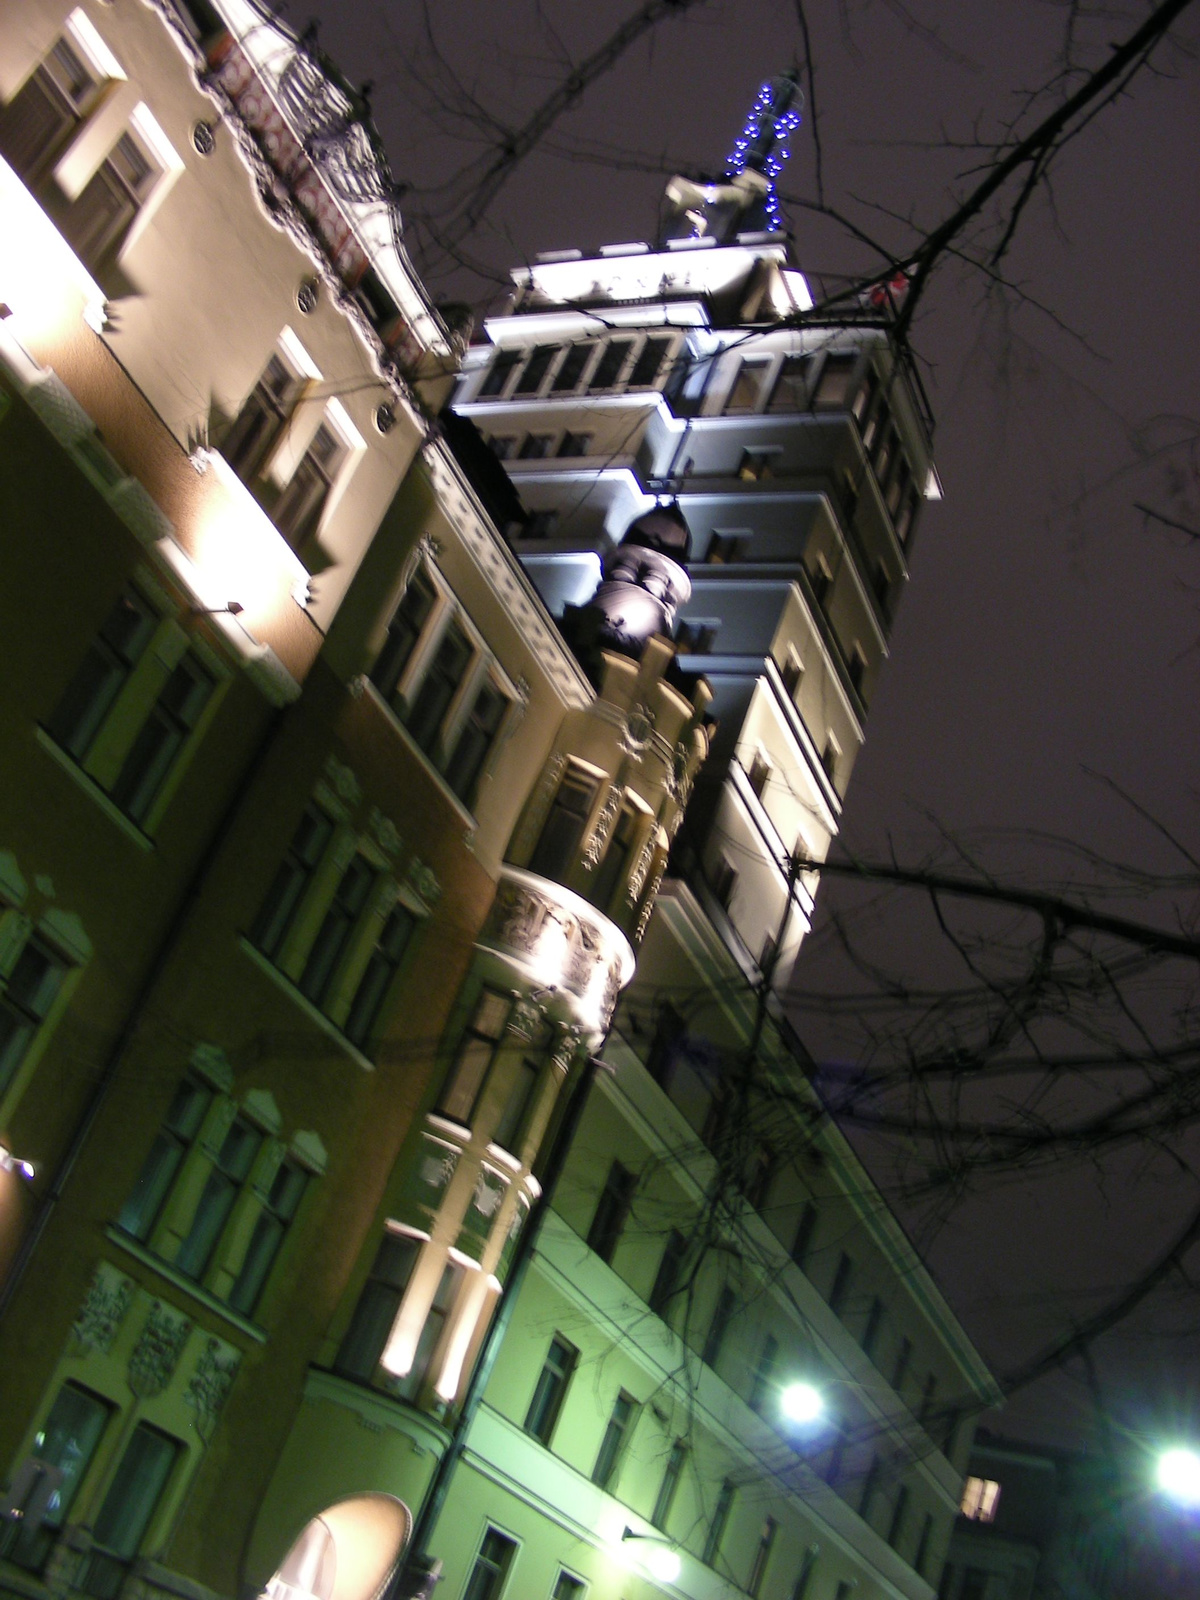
[{"left": 725, "top": 77, "right": 802, "bottom": 234}]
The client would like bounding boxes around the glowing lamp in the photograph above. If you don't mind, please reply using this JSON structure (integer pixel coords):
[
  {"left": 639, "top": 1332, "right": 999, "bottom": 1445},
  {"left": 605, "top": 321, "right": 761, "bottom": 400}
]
[
  {"left": 0, "top": 1146, "right": 35, "bottom": 1180},
  {"left": 1157, "top": 1447, "right": 1200, "bottom": 1506},
  {"left": 780, "top": 1381, "right": 824, "bottom": 1425},
  {"left": 622, "top": 1528, "right": 681, "bottom": 1586}
]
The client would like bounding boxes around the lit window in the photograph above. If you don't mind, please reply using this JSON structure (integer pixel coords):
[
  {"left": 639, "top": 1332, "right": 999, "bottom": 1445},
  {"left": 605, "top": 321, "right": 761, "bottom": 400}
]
[
  {"left": 960, "top": 1476, "right": 1001, "bottom": 1522},
  {"left": 251, "top": 803, "right": 335, "bottom": 961},
  {"left": 525, "top": 1335, "right": 577, "bottom": 1445},
  {"left": 273, "top": 423, "right": 347, "bottom": 549},
  {"left": 529, "top": 765, "right": 600, "bottom": 881},
  {"left": 0, "top": 937, "right": 68, "bottom": 1098},
  {"left": 440, "top": 989, "right": 511, "bottom": 1124},
  {"left": 80, "top": 1424, "right": 179, "bottom": 1599},
  {"left": 586, "top": 1161, "right": 635, "bottom": 1264},
  {"left": 590, "top": 800, "right": 641, "bottom": 912},
  {"left": 335, "top": 1230, "right": 421, "bottom": 1381},
  {"left": 463, "top": 1529, "right": 517, "bottom": 1600},
  {"left": 0, "top": 1383, "right": 111, "bottom": 1572},
  {"left": 592, "top": 1391, "right": 636, "bottom": 1490}
]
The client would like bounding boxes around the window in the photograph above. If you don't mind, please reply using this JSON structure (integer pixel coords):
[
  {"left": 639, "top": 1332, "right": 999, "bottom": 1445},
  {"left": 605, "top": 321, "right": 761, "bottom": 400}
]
[
  {"left": 593, "top": 1391, "right": 636, "bottom": 1490},
  {"left": 703, "top": 1479, "right": 736, "bottom": 1567},
  {"left": 46, "top": 588, "right": 157, "bottom": 761},
  {"left": 649, "top": 1229, "right": 687, "bottom": 1316},
  {"left": 824, "top": 1431, "right": 845, "bottom": 1486},
  {"left": 959, "top": 1570, "right": 988, "bottom": 1600},
  {"left": 525, "top": 1335, "right": 577, "bottom": 1444},
  {"left": 463, "top": 1530, "right": 517, "bottom": 1600},
  {"left": 918, "top": 1372, "right": 938, "bottom": 1428},
  {"left": 960, "top": 1476, "right": 1001, "bottom": 1522},
  {"left": 556, "top": 432, "right": 592, "bottom": 457},
  {"left": 653, "top": 1441, "right": 687, "bottom": 1530},
  {"left": 738, "top": 448, "right": 777, "bottom": 482},
  {"left": 847, "top": 648, "right": 867, "bottom": 699},
  {"left": 872, "top": 562, "right": 892, "bottom": 612},
  {"left": 444, "top": 677, "right": 507, "bottom": 803},
  {"left": 860, "top": 1455, "right": 881, "bottom": 1520},
  {"left": 590, "top": 339, "right": 634, "bottom": 389},
  {"left": 252, "top": 804, "right": 335, "bottom": 961},
  {"left": 887, "top": 1485, "right": 910, "bottom": 1549},
  {"left": 488, "top": 435, "right": 519, "bottom": 461},
  {"left": 300, "top": 853, "right": 376, "bottom": 1006},
  {"left": 913, "top": 1513, "right": 933, "bottom": 1576},
  {"left": 791, "top": 1200, "right": 817, "bottom": 1269},
  {"left": 707, "top": 530, "right": 750, "bottom": 564},
  {"left": 629, "top": 335, "right": 673, "bottom": 388},
  {"left": 748, "top": 1333, "right": 778, "bottom": 1413},
  {"left": 398, "top": 1258, "right": 463, "bottom": 1400},
  {"left": 335, "top": 1230, "right": 421, "bottom": 1379},
  {"left": 833, "top": 1584, "right": 855, "bottom": 1600},
  {"left": 0, "top": 937, "right": 67, "bottom": 1098},
  {"left": 524, "top": 510, "right": 559, "bottom": 539},
  {"left": 80, "top": 1423, "right": 179, "bottom": 1600},
  {"left": 479, "top": 348, "right": 521, "bottom": 397},
  {"left": 702, "top": 1285, "right": 737, "bottom": 1368},
  {"left": 675, "top": 618, "right": 720, "bottom": 653},
  {"left": 67, "top": 130, "right": 153, "bottom": 262},
  {"left": 529, "top": 765, "right": 600, "bottom": 881},
  {"left": 406, "top": 621, "right": 473, "bottom": 758},
  {"left": 117, "top": 1075, "right": 212, "bottom": 1242},
  {"left": 174, "top": 1114, "right": 262, "bottom": 1280},
  {"left": 828, "top": 1252, "right": 854, "bottom": 1315},
  {"left": 711, "top": 856, "right": 737, "bottom": 911},
  {"left": 587, "top": 1161, "right": 635, "bottom": 1264},
  {"left": 518, "top": 434, "right": 555, "bottom": 459},
  {"left": 551, "top": 343, "right": 593, "bottom": 393},
  {"left": 273, "top": 424, "right": 346, "bottom": 548},
  {"left": 745, "top": 1140, "right": 773, "bottom": 1207},
  {"left": 726, "top": 358, "right": 771, "bottom": 413},
  {"left": 811, "top": 352, "right": 858, "bottom": 411},
  {"left": 892, "top": 1335, "right": 913, "bottom": 1392},
  {"left": 748, "top": 1518, "right": 777, "bottom": 1598},
  {"left": 492, "top": 1056, "right": 540, "bottom": 1153},
  {"left": 551, "top": 1574, "right": 585, "bottom": 1600},
  {"left": 223, "top": 355, "right": 300, "bottom": 481},
  {"left": 372, "top": 570, "right": 438, "bottom": 709},
  {"left": 746, "top": 749, "right": 772, "bottom": 799},
  {"left": 440, "top": 989, "right": 511, "bottom": 1122},
  {"left": 0, "top": 1384, "right": 111, "bottom": 1572},
  {"left": 344, "top": 902, "right": 418, "bottom": 1049},
  {"left": 809, "top": 559, "right": 832, "bottom": 606},
  {"left": 590, "top": 801, "right": 641, "bottom": 911},
  {"left": 514, "top": 345, "right": 558, "bottom": 395},
  {"left": 228, "top": 1158, "right": 308, "bottom": 1315},
  {"left": 862, "top": 1296, "right": 885, "bottom": 1359},
  {"left": 821, "top": 738, "right": 839, "bottom": 785},
  {"left": 0, "top": 37, "right": 99, "bottom": 183},
  {"left": 895, "top": 484, "right": 920, "bottom": 546},
  {"left": 768, "top": 354, "right": 810, "bottom": 413},
  {"left": 791, "top": 1549, "right": 819, "bottom": 1600},
  {"left": 109, "top": 652, "right": 214, "bottom": 824}
]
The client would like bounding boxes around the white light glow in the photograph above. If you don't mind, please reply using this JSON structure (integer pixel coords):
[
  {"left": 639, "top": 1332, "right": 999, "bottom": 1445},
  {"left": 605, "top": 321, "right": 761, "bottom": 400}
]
[
  {"left": 780, "top": 1381, "right": 824, "bottom": 1424},
  {"left": 1158, "top": 1448, "right": 1200, "bottom": 1506},
  {"left": 0, "top": 1146, "right": 35, "bottom": 1180},
  {"left": 644, "top": 1546, "right": 681, "bottom": 1584},
  {"left": 0, "top": 157, "right": 106, "bottom": 347}
]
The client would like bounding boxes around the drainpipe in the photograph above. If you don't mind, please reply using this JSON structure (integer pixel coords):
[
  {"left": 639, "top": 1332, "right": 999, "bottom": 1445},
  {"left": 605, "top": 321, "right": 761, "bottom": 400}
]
[{"left": 395, "top": 1047, "right": 606, "bottom": 1600}]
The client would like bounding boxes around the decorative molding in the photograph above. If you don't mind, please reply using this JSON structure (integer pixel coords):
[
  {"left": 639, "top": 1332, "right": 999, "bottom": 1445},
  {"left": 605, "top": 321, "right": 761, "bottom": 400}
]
[
  {"left": 290, "top": 1128, "right": 328, "bottom": 1174},
  {"left": 184, "top": 1337, "right": 240, "bottom": 1439},
  {"left": 369, "top": 806, "right": 403, "bottom": 861},
  {"left": 129, "top": 1301, "right": 191, "bottom": 1398},
  {"left": 405, "top": 856, "right": 441, "bottom": 909},
  {"left": 190, "top": 1042, "right": 234, "bottom": 1092},
  {"left": 582, "top": 785, "right": 622, "bottom": 870},
  {"left": 0, "top": 850, "right": 28, "bottom": 907},
  {"left": 72, "top": 1263, "right": 134, "bottom": 1354},
  {"left": 627, "top": 837, "right": 656, "bottom": 904},
  {"left": 323, "top": 754, "right": 362, "bottom": 809},
  {"left": 505, "top": 996, "right": 545, "bottom": 1044}
]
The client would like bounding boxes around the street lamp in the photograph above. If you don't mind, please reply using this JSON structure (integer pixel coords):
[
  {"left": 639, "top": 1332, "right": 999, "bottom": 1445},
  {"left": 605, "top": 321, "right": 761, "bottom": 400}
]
[
  {"left": 0, "top": 1146, "right": 34, "bottom": 1180},
  {"left": 1157, "top": 1447, "right": 1200, "bottom": 1507},
  {"left": 780, "top": 1381, "right": 824, "bottom": 1425},
  {"left": 622, "top": 1528, "right": 681, "bottom": 1584}
]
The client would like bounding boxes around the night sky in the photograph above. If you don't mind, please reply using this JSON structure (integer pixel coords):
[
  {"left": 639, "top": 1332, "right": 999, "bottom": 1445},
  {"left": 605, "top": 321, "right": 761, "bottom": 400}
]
[{"left": 295, "top": 0, "right": 1199, "bottom": 1479}]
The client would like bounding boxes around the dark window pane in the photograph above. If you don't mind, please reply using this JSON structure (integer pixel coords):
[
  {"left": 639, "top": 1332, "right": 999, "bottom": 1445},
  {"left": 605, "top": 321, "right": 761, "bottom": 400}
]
[
  {"left": 47, "top": 589, "right": 157, "bottom": 760},
  {"left": 812, "top": 352, "right": 858, "bottom": 410},
  {"left": 335, "top": 1232, "right": 420, "bottom": 1379},
  {"left": 110, "top": 654, "right": 214, "bottom": 824},
  {"left": 529, "top": 767, "right": 599, "bottom": 880},
  {"left": 443, "top": 679, "right": 507, "bottom": 804},
  {"left": 344, "top": 903, "right": 418, "bottom": 1049},
  {"left": 228, "top": 1160, "right": 307, "bottom": 1316},
  {"left": 174, "top": 1117, "right": 261, "bottom": 1280},
  {"left": 703, "top": 1286, "right": 736, "bottom": 1368},
  {"left": 492, "top": 1057, "right": 539, "bottom": 1153},
  {"left": 586, "top": 1161, "right": 635, "bottom": 1264},
  {"left": 440, "top": 989, "right": 510, "bottom": 1123},
  {"left": 372, "top": 570, "right": 437, "bottom": 705},
  {"left": 514, "top": 345, "right": 557, "bottom": 394},
  {"left": 0, "top": 66, "right": 77, "bottom": 181},
  {"left": 653, "top": 1441, "right": 687, "bottom": 1531},
  {"left": 593, "top": 1392, "right": 635, "bottom": 1489},
  {"left": 117, "top": 1077, "right": 212, "bottom": 1241},
  {"left": 300, "top": 854, "right": 376, "bottom": 1005},
  {"left": 551, "top": 344, "right": 592, "bottom": 392},
  {"left": 223, "top": 356, "right": 296, "bottom": 479},
  {"left": 768, "top": 354, "right": 810, "bottom": 413},
  {"left": 406, "top": 624, "right": 473, "bottom": 755},
  {"left": 0, "top": 938, "right": 66, "bottom": 1094},
  {"left": 649, "top": 1229, "right": 687, "bottom": 1316},
  {"left": 590, "top": 340, "right": 633, "bottom": 389},
  {"left": 463, "top": 1530, "right": 516, "bottom": 1600},
  {"left": 629, "top": 336, "right": 672, "bottom": 388},
  {"left": 704, "top": 1480, "right": 736, "bottom": 1567},
  {"left": 252, "top": 804, "right": 334, "bottom": 959},
  {"left": 0, "top": 1384, "right": 110, "bottom": 1571},
  {"left": 479, "top": 349, "right": 520, "bottom": 396},
  {"left": 525, "top": 1335, "right": 576, "bottom": 1444},
  {"left": 274, "top": 425, "right": 345, "bottom": 547},
  {"left": 82, "top": 1424, "right": 178, "bottom": 1599}
]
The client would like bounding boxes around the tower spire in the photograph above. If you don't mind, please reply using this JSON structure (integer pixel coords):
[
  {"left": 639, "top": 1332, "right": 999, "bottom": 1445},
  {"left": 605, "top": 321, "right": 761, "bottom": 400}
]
[{"left": 724, "top": 71, "right": 802, "bottom": 234}]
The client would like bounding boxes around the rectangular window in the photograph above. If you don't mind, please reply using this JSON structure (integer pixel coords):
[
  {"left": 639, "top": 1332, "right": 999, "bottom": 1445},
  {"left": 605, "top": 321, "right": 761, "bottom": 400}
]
[
  {"left": 675, "top": 617, "right": 720, "bottom": 654},
  {"left": 440, "top": 989, "right": 511, "bottom": 1123},
  {"left": 492, "top": 1056, "right": 540, "bottom": 1154},
  {"left": 518, "top": 434, "right": 555, "bottom": 459},
  {"left": 895, "top": 485, "right": 920, "bottom": 546},
  {"left": 480, "top": 348, "right": 521, "bottom": 397},
  {"left": 725, "top": 358, "right": 771, "bottom": 414},
  {"left": 887, "top": 1485, "right": 909, "bottom": 1549},
  {"left": 791, "top": 1200, "right": 817, "bottom": 1269},
  {"left": 862, "top": 1296, "right": 885, "bottom": 1360},
  {"left": 525, "top": 1335, "right": 577, "bottom": 1445},
  {"left": 828, "top": 1252, "right": 853, "bottom": 1315},
  {"left": 552, "top": 1574, "right": 584, "bottom": 1600},
  {"left": 860, "top": 1455, "right": 881, "bottom": 1520},
  {"left": 551, "top": 343, "right": 593, "bottom": 393},
  {"left": 273, "top": 423, "right": 346, "bottom": 548},
  {"left": 738, "top": 448, "right": 778, "bottom": 482},
  {"left": 372, "top": 569, "right": 438, "bottom": 708},
  {"left": 707, "top": 531, "right": 750, "bottom": 564},
  {"left": 529, "top": 766, "right": 600, "bottom": 881},
  {"left": 0, "top": 1384, "right": 111, "bottom": 1572},
  {"left": 299, "top": 853, "right": 376, "bottom": 1006},
  {"left": 488, "top": 435, "right": 519, "bottom": 461},
  {"left": 748, "top": 1333, "right": 778, "bottom": 1413},
  {"left": 514, "top": 345, "right": 558, "bottom": 395},
  {"left": 892, "top": 1335, "right": 913, "bottom": 1393},
  {"left": 405, "top": 621, "right": 473, "bottom": 756},
  {"left": 649, "top": 1229, "right": 687, "bottom": 1316},
  {"left": 524, "top": 510, "right": 559, "bottom": 540},
  {"left": 748, "top": 1517, "right": 777, "bottom": 1598},
  {"left": 703, "top": 1479, "right": 736, "bottom": 1567},
  {"left": 914, "top": 1514, "right": 934, "bottom": 1577},
  {"left": 702, "top": 1285, "right": 737, "bottom": 1368},
  {"left": 228, "top": 1158, "right": 308, "bottom": 1316},
  {"left": 590, "top": 339, "right": 634, "bottom": 390},
  {"left": 463, "top": 1530, "right": 517, "bottom": 1600},
  {"left": 0, "top": 937, "right": 67, "bottom": 1097},
  {"left": 586, "top": 1160, "right": 635, "bottom": 1264},
  {"left": 590, "top": 801, "right": 640, "bottom": 911},
  {"left": 252, "top": 804, "right": 335, "bottom": 961},
  {"left": 848, "top": 647, "right": 867, "bottom": 698},
  {"left": 174, "top": 1115, "right": 262, "bottom": 1280},
  {"left": 653, "top": 1441, "right": 687, "bottom": 1531},
  {"left": 768, "top": 354, "right": 810, "bottom": 413},
  {"left": 919, "top": 1372, "right": 938, "bottom": 1428},
  {"left": 223, "top": 355, "right": 300, "bottom": 480},
  {"left": 335, "top": 1230, "right": 421, "bottom": 1380},
  {"left": 395, "top": 1259, "right": 462, "bottom": 1400},
  {"left": 791, "top": 1549, "right": 818, "bottom": 1600},
  {"left": 592, "top": 1391, "right": 636, "bottom": 1490},
  {"left": 109, "top": 652, "right": 214, "bottom": 824},
  {"left": 960, "top": 1476, "right": 1001, "bottom": 1522},
  {"left": 811, "top": 352, "right": 858, "bottom": 411},
  {"left": 628, "top": 335, "right": 673, "bottom": 388},
  {"left": 556, "top": 432, "right": 592, "bottom": 458},
  {"left": 780, "top": 650, "right": 804, "bottom": 698},
  {"left": 711, "top": 856, "right": 738, "bottom": 911},
  {"left": 444, "top": 677, "right": 507, "bottom": 804},
  {"left": 344, "top": 902, "right": 418, "bottom": 1049},
  {"left": 46, "top": 588, "right": 157, "bottom": 761},
  {"left": 0, "top": 37, "right": 99, "bottom": 183},
  {"left": 117, "top": 1075, "right": 212, "bottom": 1242},
  {"left": 747, "top": 750, "right": 772, "bottom": 799},
  {"left": 61, "top": 129, "right": 158, "bottom": 269},
  {"left": 80, "top": 1423, "right": 179, "bottom": 1600}
]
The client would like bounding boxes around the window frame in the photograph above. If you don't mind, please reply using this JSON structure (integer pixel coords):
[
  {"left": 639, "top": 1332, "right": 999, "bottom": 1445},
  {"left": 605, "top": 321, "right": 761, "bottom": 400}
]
[
  {"left": 592, "top": 1390, "right": 637, "bottom": 1492},
  {"left": 524, "top": 1334, "right": 578, "bottom": 1446}
]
